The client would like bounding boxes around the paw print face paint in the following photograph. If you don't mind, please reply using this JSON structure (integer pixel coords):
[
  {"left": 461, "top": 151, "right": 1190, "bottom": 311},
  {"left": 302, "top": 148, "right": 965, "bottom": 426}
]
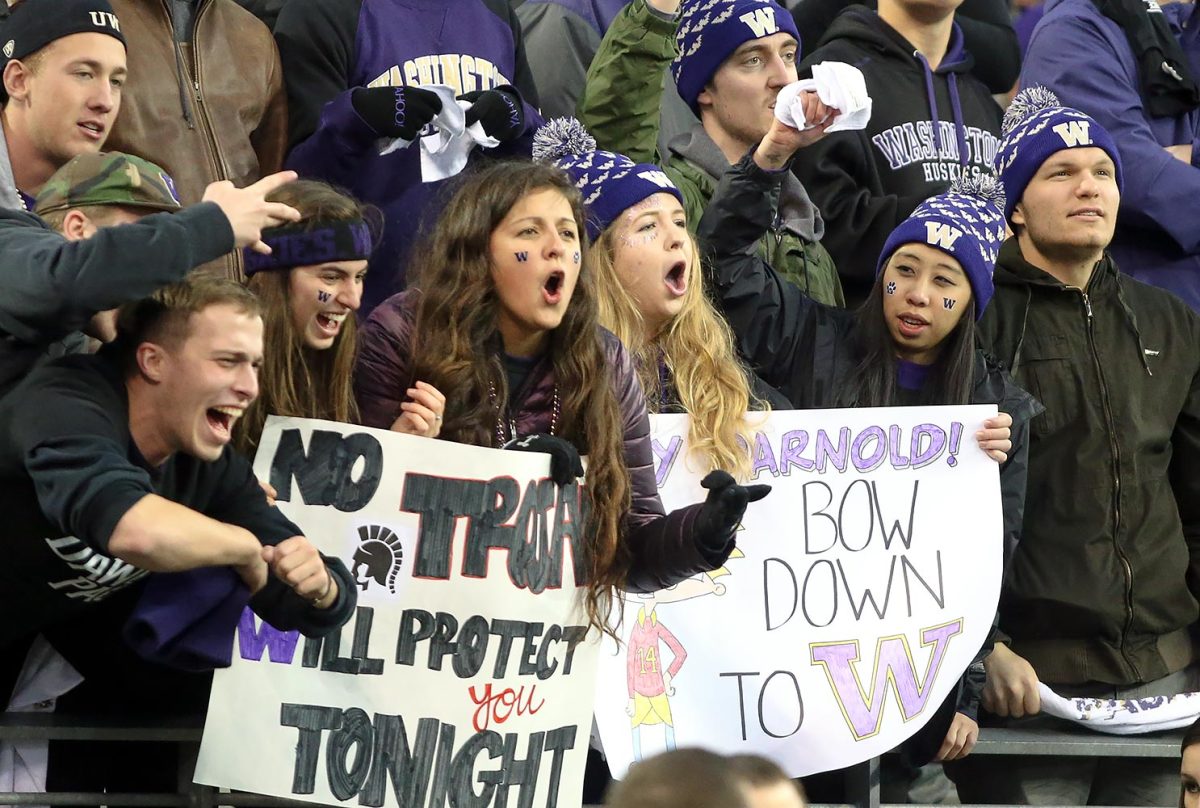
[
  {"left": 572, "top": 251, "right": 580, "bottom": 264},
  {"left": 880, "top": 242, "right": 973, "bottom": 366}
]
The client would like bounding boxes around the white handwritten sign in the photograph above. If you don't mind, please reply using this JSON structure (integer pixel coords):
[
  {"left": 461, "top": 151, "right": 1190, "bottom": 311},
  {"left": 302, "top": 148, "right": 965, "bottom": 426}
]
[
  {"left": 595, "top": 406, "right": 1003, "bottom": 777},
  {"left": 195, "top": 417, "right": 600, "bottom": 808}
]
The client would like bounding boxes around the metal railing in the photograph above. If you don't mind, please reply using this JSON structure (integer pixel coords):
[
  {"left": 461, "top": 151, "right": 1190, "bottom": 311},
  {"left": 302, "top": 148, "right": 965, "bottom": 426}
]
[{"left": 0, "top": 714, "right": 1185, "bottom": 808}]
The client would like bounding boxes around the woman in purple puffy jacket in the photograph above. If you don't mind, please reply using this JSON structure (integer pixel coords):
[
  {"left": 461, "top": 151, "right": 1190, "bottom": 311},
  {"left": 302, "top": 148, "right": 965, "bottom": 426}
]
[{"left": 353, "top": 159, "right": 768, "bottom": 631}]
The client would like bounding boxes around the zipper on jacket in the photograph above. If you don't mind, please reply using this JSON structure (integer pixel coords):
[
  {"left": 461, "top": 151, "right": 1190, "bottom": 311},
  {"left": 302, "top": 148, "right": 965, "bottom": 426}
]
[
  {"left": 177, "top": 0, "right": 242, "bottom": 277},
  {"left": 1080, "top": 289, "right": 1140, "bottom": 681}
]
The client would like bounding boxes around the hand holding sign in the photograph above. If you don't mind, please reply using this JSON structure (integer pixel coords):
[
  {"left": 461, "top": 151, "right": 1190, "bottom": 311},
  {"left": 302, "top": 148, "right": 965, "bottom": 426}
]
[
  {"left": 505, "top": 434, "right": 585, "bottom": 485},
  {"left": 976, "top": 412, "right": 1013, "bottom": 464},
  {"left": 263, "top": 536, "right": 336, "bottom": 608},
  {"left": 695, "top": 470, "right": 771, "bottom": 550}
]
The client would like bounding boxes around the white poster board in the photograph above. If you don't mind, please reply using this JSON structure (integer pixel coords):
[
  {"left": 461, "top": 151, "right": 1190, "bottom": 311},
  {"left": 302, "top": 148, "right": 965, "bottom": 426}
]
[
  {"left": 595, "top": 406, "right": 1003, "bottom": 778},
  {"left": 196, "top": 417, "right": 600, "bottom": 808}
]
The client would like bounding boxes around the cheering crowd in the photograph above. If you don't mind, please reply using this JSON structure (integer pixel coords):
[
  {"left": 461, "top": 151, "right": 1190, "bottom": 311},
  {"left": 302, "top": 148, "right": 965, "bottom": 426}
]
[{"left": 0, "top": 0, "right": 1198, "bottom": 804}]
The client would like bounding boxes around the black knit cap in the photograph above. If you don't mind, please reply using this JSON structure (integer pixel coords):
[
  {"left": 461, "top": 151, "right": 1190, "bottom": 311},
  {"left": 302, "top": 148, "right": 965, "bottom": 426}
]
[{"left": 1, "top": 0, "right": 126, "bottom": 101}]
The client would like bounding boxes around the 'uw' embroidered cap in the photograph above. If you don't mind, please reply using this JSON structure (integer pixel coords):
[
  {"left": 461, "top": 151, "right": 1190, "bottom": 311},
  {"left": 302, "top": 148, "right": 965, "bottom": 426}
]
[
  {"left": 1, "top": 0, "right": 126, "bottom": 101},
  {"left": 877, "top": 174, "right": 1007, "bottom": 320},
  {"left": 994, "top": 86, "right": 1124, "bottom": 224},
  {"left": 533, "top": 117, "right": 685, "bottom": 241},
  {"left": 671, "top": 0, "right": 799, "bottom": 114},
  {"left": 35, "top": 152, "right": 182, "bottom": 217}
]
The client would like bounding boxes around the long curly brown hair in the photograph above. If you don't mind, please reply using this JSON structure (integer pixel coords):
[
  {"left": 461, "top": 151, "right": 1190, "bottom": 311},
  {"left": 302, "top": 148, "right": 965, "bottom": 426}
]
[
  {"left": 408, "top": 160, "right": 632, "bottom": 632},
  {"left": 234, "top": 181, "right": 377, "bottom": 457}
]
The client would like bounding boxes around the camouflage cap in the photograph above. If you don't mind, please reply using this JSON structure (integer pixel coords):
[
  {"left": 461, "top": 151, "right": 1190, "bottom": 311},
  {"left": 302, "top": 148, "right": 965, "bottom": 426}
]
[{"left": 35, "top": 152, "right": 182, "bottom": 217}]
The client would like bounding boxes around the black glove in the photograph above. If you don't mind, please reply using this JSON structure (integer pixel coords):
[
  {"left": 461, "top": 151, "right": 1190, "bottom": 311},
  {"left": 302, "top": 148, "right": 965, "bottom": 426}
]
[
  {"left": 695, "top": 470, "right": 771, "bottom": 546},
  {"left": 504, "top": 434, "right": 584, "bottom": 486},
  {"left": 350, "top": 85, "right": 442, "bottom": 140},
  {"left": 460, "top": 86, "right": 525, "bottom": 143}
]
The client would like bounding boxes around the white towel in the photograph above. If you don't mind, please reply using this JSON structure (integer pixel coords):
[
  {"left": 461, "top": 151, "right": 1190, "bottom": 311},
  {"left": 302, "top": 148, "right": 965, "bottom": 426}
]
[
  {"left": 1037, "top": 682, "right": 1200, "bottom": 735},
  {"left": 775, "top": 62, "right": 873, "bottom": 133},
  {"left": 377, "top": 84, "right": 501, "bottom": 182}
]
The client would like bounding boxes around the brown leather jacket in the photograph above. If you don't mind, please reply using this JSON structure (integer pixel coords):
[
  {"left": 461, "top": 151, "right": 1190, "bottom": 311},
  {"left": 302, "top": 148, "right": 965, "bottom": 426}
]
[{"left": 105, "top": 0, "right": 288, "bottom": 279}]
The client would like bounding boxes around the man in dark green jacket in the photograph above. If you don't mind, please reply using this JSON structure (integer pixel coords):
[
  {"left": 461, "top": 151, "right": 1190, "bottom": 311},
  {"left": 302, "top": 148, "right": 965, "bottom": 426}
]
[
  {"left": 577, "top": 0, "right": 844, "bottom": 307},
  {"left": 950, "top": 87, "right": 1200, "bottom": 806}
]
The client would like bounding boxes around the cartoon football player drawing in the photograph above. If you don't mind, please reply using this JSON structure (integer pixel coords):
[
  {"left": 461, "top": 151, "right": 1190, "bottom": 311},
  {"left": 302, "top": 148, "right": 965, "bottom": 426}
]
[{"left": 625, "top": 550, "right": 742, "bottom": 760}]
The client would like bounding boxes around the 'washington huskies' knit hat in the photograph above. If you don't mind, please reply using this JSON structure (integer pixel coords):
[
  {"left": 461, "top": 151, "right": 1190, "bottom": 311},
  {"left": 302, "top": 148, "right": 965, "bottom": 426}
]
[
  {"left": 35, "top": 152, "right": 181, "bottom": 217},
  {"left": 533, "top": 118, "right": 685, "bottom": 241},
  {"left": 994, "top": 86, "right": 1124, "bottom": 224},
  {"left": 671, "top": 0, "right": 799, "bottom": 114},
  {"left": 877, "top": 174, "right": 1007, "bottom": 319},
  {"left": 1, "top": 0, "right": 125, "bottom": 102}
]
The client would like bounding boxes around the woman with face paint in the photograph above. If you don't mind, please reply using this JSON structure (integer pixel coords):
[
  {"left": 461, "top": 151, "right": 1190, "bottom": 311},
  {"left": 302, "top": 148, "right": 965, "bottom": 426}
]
[
  {"left": 354, "top": 160, "right": 771, "bottom": 632},
  {"left": 233, "top": 181, "right": 444, "bottom": 457},
  {"left": 697, "top": 116, "right": 1041, "bottom": 764},
  {"left": 534, "top": 119, "right": 787, "bottom": 481}
]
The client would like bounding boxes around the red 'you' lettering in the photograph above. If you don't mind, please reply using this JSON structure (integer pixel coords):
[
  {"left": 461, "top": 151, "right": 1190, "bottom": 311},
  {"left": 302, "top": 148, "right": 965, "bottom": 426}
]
[{"left": 468, "top": 683, "right": 547, "bottom": 732}]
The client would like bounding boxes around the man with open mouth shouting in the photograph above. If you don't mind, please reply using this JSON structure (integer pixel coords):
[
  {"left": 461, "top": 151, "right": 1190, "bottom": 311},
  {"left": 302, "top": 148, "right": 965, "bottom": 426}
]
[{"left": 0, "top": 274, "right": 357, "bottom": 657}]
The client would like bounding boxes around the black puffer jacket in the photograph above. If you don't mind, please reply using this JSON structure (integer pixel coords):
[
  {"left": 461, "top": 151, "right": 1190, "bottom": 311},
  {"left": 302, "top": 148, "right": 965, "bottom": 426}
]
[
  {"left": 699, "top": 150, "right": 1041, "bottom": 757},
  {"left": 978, "top": 240, "right": 1200, "bottom": 687},
  {"left": 354, "top": 290, "right": 734, "bottom": 593}
]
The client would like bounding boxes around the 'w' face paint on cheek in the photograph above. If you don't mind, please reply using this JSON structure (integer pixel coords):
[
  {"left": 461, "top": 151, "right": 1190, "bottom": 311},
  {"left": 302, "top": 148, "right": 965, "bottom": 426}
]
[
  {"left": 885, "top": 281, "right": 897, "bottom": 295},
  {"left": 317, "top": 290, "right": 331, "bottom": 303},
  {"left": 515, "top": 251, "right": 528, "bottom": 262},
  {"left": 943, "top": 298, "right": 956, "bottom": 310}
]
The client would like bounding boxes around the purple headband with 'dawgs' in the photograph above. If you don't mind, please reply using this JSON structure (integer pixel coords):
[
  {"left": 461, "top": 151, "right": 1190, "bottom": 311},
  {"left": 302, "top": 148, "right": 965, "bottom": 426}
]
[
  {"left": 533, "top": 117, "right": 685, "bottom": 241},
  {"left": 243, "top": 220, "right": 374, "bottom": 275}
]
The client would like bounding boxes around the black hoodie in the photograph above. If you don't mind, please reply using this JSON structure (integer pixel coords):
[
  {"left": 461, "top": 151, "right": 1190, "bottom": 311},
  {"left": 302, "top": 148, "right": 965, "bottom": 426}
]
[{"left": 792, "top": 9, "right": 1003, "bottom": 305}]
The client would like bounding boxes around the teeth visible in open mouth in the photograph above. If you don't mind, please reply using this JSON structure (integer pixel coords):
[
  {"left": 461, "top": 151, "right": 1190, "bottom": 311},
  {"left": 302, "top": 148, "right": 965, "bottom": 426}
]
[
  {"left": 901, "top": 317, "right": 925, "bottom": 326},
  {"left": 81, "top": 123, "right": 102, "bottom": 133},
  {"left": 209, "top": 406, "right": 243, "bottom": 435},
  {"left": 317, "top": 312, "right": 347, "bottom": 330}
]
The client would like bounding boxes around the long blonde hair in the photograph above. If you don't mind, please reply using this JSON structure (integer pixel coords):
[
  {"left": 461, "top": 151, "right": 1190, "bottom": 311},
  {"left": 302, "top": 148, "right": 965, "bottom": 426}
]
[{"left": 592, "top": 227, "right": 759, "bottom": 480}]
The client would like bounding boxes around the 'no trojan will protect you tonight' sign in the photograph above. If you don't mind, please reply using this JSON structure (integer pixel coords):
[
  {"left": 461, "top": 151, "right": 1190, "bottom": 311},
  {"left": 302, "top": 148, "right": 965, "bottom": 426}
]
[{"left": 196, "top": 417, "right": 601, "bottom": 808}]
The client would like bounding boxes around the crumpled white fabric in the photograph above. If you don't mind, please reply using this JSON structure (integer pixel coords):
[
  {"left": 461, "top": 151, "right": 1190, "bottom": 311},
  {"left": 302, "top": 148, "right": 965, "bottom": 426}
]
[
  {"left": 1037, "top": 683, "right": 1200, "bottom": 735},
  {"left": 775, "top": 62, "right": 873, "bottom": 133},
  {"left": 377, "top": 84, "right": 501, "bottom": 182},
  {"left": 0, "top": 637, "right": 83, "bottom": 808}
]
